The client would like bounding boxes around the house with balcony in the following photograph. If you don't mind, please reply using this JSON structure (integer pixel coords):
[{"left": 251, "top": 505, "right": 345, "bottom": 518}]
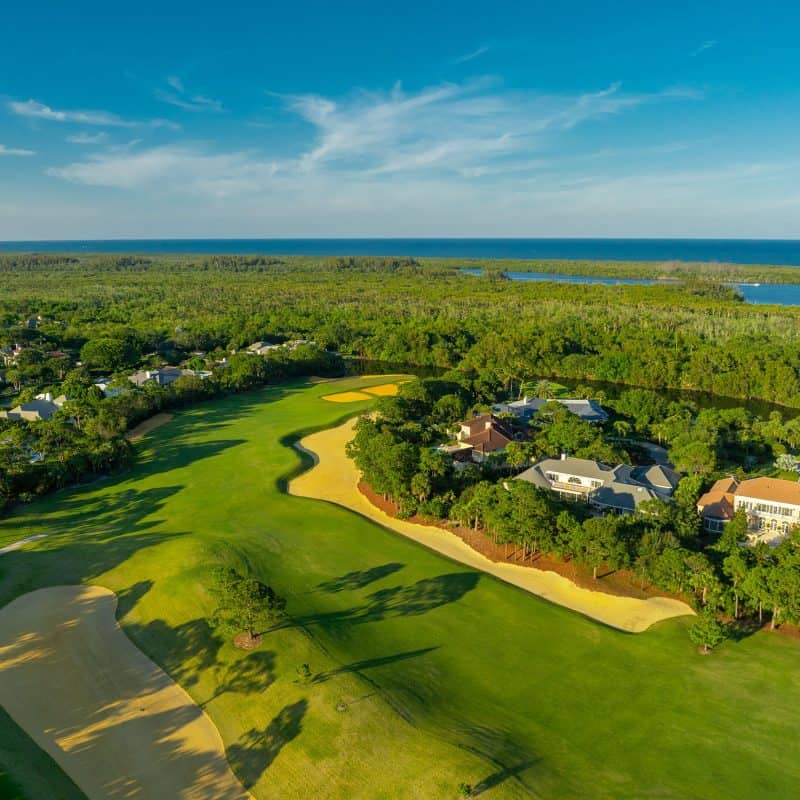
[
  {"left": 515, "top": 454, "right": 679, "bottom": 514},
  {"left": 697, "top": 476, "right": 800, "bottom": 544}
]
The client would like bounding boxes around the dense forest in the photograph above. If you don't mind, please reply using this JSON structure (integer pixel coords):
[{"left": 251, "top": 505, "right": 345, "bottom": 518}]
[{"left": 4, "top": 251, "right": 800, "bottom": 510}]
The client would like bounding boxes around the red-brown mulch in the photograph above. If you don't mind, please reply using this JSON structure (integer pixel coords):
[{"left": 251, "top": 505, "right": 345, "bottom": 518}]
[
  {"left": 358, "top": 481, "right": 682, "bottom": 603},
  {"left": 233, "top": 632, "right": 262, "bottom": 650}
]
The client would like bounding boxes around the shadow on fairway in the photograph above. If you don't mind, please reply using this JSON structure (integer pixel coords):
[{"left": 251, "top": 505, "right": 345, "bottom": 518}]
[
  {"left": 125, "top": 616, "right": 225, "bottom": 689},
  {"left": 285, "top": 571, "right": 480, "bottom": 631},
  {"left": 202, "top": 651, "right": 277, "bottom": 707},
  {"left": 474, "top": 760, "right": 538, "bottom": 796},
  {"left": 0, "top": 484, "right": 190, "bottom": 609},
  {"left": 226, "top": 699, "right": 307, "bottom": 789},
  {"left": 311, "top": 646, "right": 439, "bottom": 684},
  {"left": 316, "top": 562, "right": 405, "bottom": 593},
  {"left": 116, "top": 580, "right": 154, "bottom": 619}
]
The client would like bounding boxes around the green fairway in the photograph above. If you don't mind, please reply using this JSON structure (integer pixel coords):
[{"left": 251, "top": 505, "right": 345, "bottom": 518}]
[{"left": 1, "top": 376, "right": 799, "bottom": 799}]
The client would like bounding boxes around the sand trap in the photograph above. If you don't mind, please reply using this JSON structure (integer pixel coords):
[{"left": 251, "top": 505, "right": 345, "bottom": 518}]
[
  {"left": 363, "top": 383, "right": 399, "bottom": 397},
  {"left": 289, "top": 418, "right": 694, "bottom": 633},
  {"left": 0, "top": 534, "right": 47, "bottom": 555},
  {"left": 0, "top": 585, "right": 252, "bottom": 800},
  {"left": 321, "top": 391, "right": 373, "bottom": 403},
  {"left": 126, "top": 412, "right": 174, "bottom": 441}
]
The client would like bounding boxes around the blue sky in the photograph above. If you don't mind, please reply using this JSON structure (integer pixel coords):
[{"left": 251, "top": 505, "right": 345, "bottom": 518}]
[{"left": 2, "top": 1, "right": 800, "bottom": 239}]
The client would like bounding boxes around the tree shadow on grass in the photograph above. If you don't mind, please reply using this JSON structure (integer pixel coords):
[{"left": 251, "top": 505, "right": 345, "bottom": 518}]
[
  {"left": 285, "top": 571, "right": 480, "bottom": 631},
  {"left": 311, "top": 646, "right": 439, "bottom": 684},
  {"left": 473, "top": 760, "right": 538, "bottom": 796},
  {"left": 316, "top": 562, "right": 405, "bottom": 593},
  {"left": 115, "top": 580, "right": 154, "bottom": 619},
  {"left": 226, "top": 699, "right": 307, "bottom": 789},
  {"left": 0, "top": 480, "right": 195, "bottom": 610},
  {"left": 125, "top": 617, "right": 225, "bottom": 689},
  {"left": 203, "top": 651, "right": 276, "bottom": 707}
]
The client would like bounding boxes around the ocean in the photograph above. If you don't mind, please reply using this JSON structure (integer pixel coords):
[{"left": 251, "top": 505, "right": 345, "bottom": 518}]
[{"left": 3, "top": 238, "right": 800, "bottom": 265}]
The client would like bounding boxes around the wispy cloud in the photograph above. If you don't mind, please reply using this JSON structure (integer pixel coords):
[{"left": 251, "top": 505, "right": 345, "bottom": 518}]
[
  {"left": 0, "top": 144, "right": 35, "bottom": 156},
  {"left": 155, "top": 77, "right": 223, "bottom": 112},
  {"left": 283, "top": 78, "right": 702, "bottom": 176},
  {"left": 452, "top": 45, "right": 490, "bottom": 65},
  {"left": 692, "top": 40, "right": 717, "bottom": 56},
  {"left": 47, "top": 145, "right": 278, "bottom": 196},
  {"left": 66, "top": 131, "right": 109, "bottom": 145},
  {"left": 44, "top": 77, "right": 704, "bottom": 205},
  {"left": 8, "top": 99, "right": 179, "bottom": 129}
]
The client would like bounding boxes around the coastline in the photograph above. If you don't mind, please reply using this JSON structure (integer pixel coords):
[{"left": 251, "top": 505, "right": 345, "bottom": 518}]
[{"left": 288, "top": 417, "right": 694, "bottom": 633}]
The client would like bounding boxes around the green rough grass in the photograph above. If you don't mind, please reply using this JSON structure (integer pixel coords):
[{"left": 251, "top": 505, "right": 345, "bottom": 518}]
[
  {"left": 0, "top": 708, "right": 86, "bottom": 800},
  {"left": 1, "top": 376, "right": 799, "bottom": 799}
]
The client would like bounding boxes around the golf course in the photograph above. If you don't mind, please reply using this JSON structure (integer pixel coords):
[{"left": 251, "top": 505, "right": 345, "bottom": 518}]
[{"left": 1, "top": 375, "right": 799, "bottom": 799}]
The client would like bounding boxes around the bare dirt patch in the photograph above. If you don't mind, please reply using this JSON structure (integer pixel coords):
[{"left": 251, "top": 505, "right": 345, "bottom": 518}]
[
  {"left": 0, "top": 585, "right": 252, "bottom": 800},
  {"left": 233, "top": 632, "right": 263, "bottom": 650},
  {"left": 126, "top": 412, "right": 174, "bottom": 441},
  {"left": 288, "top": 418, "right": 694, "bottom": 633}
]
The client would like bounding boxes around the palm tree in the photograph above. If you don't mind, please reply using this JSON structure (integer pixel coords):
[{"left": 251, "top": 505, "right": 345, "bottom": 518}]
[
  {"left": 613, "top": 420, "right": 632, "bottom": 439},
  {"left": 533, "top": 379, "right": 555, "bottom": 399}
]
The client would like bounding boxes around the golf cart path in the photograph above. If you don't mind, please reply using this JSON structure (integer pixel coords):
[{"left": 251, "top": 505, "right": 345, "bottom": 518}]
[
  {"left": 289, "top": 417, "right": 694, "bottom": 633},
  {"left": 0, "top": 584, "right": 252, "bottom": 800}
]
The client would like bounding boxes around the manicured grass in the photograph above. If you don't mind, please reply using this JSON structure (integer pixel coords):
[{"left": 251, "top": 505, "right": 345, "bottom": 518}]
[{"left": 1, "top": 376, "right": 799, "bottom": 799}]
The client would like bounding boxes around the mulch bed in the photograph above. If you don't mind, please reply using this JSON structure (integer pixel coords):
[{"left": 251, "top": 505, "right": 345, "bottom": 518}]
[
  {"left": 233, "top": 632, "right": 262, "bottom": 650},
  {"left": 358, "top": 482, "right": 681, "bottom": 602}
]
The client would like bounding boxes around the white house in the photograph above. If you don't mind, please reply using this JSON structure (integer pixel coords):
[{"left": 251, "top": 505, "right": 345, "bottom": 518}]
[{"left": 516, "top": 455, "right": 679, "bottom": 514}]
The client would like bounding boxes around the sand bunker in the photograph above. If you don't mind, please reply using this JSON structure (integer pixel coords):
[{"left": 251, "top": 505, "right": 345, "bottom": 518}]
[
  {"left": 289, "top": 418, "right": 694, "bottom": 633},
  {"left": 126, "top": 412, "right": 174, "bottom": 441},
  {"left": 321, "top": 391, "right": 373, "bottom": 403},
  {"left": 362, "top": 383, "right": 399, "bottom": 396},
  {"left": 0, "top": 585, "right": 251, "bottom": 800}
]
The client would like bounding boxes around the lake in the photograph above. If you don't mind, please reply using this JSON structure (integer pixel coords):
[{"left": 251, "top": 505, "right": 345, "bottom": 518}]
[{"left": 463, "top": 269, "right": 800, "bottom": 306}]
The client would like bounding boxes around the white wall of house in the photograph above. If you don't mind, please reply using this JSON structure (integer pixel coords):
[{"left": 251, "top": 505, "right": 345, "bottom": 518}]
[{"left": 734, "top": 495, "right": 800, "bottom": 538}]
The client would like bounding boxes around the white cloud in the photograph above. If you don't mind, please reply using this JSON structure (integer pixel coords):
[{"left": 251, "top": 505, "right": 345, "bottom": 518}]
[
  {"left": 66, "top": 131, "right": 109, "bottom": 144},
  {"left": 692, "top": 40, "right": 718, "bottom": 56},
  {"left": 8, "top": 99, "right": 179, "bottom": 130},
  {"left": 282, "top": 78, "right": 702, "bottom": 176},
  {"left": 46, "top": 145, "right": 278, "bottom": 196},
  {"left": 155, "top": 77, "right": 223, "bottom": 112},
  {"left": 0, "top": 144, "right": 35, "bottom": 156},
  {"left": 452, "top": 45, "right": 490, "bottom": 65}
]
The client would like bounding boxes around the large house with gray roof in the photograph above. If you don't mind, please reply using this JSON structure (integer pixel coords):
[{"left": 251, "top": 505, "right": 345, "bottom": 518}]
[
  {"left": 492, "top": 397, "right": 608, "bottom": 424},
  {"left": 515, "top": 454, "right": 679, "bottom": 514},
  {"left": 0, "top": 392, "right": 68, "bottom": 422}
]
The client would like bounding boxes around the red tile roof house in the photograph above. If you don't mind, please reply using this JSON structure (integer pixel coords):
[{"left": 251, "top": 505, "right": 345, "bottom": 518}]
[
  {"left": 698, "top": 476, "right": 800, "bottom": 544},
  {"left": 445, "top": 413, "right": 515, "bottom": 463}
]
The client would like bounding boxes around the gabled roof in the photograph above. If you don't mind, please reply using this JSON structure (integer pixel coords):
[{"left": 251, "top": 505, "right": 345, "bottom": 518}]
[
  {"left": 516, "top": 456, "right": 667, "bottom": 511},
  {"left": 630, "top": 464, "right": 681, "bottom": 493},
  {"left": 462, "top": 426, "right": 513, "bottom": 454},
  {"left": 697, "top": 477, "right": 738, "bottom": 521}
]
